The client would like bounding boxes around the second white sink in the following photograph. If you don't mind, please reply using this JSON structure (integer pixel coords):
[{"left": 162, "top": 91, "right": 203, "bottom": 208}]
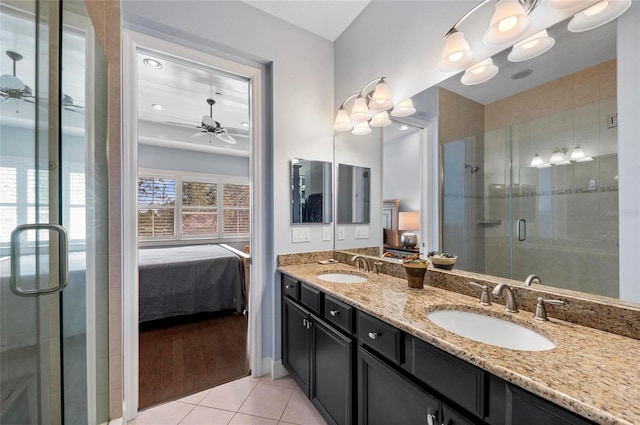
[
  {"left": 317, "top": 273, "right": 367, "bottom": 284},
  {"left": 426, "top": 310, "right": 555, "bottom": 351}
]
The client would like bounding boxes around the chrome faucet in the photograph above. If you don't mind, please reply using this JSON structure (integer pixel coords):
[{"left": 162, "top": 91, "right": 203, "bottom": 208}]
[
  {"left": 534, "top": 297, "right": 566, "bottom": 321},
  {"left": 351, "top": 255, "right": 369, "bottom": 272},
  {"left": 524, "top": 274, "right": 542, "bottom": 286},
  {"left": 492, "top": 283, "right": 519, "bottom": 313}
]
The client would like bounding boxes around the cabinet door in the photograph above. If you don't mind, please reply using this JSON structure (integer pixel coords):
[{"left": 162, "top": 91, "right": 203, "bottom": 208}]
[
  {"left": 311, "top": 317, "right": 354, "bottom": 425},
  {"left": 358, "top": 347, "right": 440, "bottom": 425},
  {"left": 506, "top": 385, "right": 594, "bottom": 425},
  {"left": 283, "top": 297, "right": 311, "bottom": 395}
]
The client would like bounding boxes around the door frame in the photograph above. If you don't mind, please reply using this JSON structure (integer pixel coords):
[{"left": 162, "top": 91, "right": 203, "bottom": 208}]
[{"left": 121, "top": 29, "right": 265, "bottom": 422}]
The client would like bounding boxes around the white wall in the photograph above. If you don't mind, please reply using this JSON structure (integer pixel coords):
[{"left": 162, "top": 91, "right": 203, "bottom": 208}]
[
  {"left": 383, "top": 130, "right": 421, "bottom": 212},
  {"left": 123, "top": 0, "right": 334, "bottom": 367},
  {"left": 138, "top": 144, "right": 250, "bottom": 176}
]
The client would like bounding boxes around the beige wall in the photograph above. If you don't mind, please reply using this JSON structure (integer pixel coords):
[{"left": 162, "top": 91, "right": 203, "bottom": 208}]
[
  {"left": 438, "top": 87, "right": 485, "bottom": 144},
  {"left": 84, "top": 0, "right": 122, "bottom": 419}
]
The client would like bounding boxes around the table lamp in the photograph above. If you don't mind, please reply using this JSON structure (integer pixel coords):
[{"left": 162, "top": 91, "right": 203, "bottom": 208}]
[{"left": 398, "top": 211, "right": 420, "bottom": 248}]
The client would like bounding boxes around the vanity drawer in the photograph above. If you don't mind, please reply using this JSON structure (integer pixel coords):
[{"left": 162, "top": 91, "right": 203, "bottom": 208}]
[
  {"left": 323, "top": 295, "right": 354, "bottom": 333},
  {"left": 282, "top": 275, "right": 300, "bottom": 300},
  {"left": 300, "top": 283, "right": 321, "bottom": 313},
  {"left": 357, "top": 312, "right": 402, "bottom": 364},
  {"left": 413, "top": 338, "right": 485, "bottom": 418}
]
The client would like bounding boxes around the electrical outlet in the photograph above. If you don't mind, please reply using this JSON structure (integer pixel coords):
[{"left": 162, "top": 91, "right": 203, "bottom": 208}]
[
  {"left": 337, "top": 227, "right": 345, "bottom": 240},
  {"left": 322, "top": 226, "right": 331, "bottom": 241}
]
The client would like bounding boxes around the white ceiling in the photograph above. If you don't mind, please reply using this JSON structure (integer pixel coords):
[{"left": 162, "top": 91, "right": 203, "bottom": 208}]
[{"left": 241, "top": 0, "right": 371, "bottom": 41}]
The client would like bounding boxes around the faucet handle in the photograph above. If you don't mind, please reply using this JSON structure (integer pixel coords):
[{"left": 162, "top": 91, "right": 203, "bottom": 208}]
[
  {"left": 468, "top": 282, "right": 491, "bottom": 306},
  {"left": 535, "top": 297, "right": 566, "bottom": 321}
]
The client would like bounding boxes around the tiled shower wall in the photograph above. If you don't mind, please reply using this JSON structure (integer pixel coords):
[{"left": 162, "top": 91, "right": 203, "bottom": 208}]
[{"left": 83, "top": 0, "right": 122, "bottom": 419}]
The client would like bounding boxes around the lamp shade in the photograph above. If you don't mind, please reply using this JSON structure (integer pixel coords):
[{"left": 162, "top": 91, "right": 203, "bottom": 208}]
[
  {"left": 508, "top": 30, "right": 555, "bottom": 62},
  {"left": 483, "top": 0, "right": 531, "bottom": 46},
  {"left": 333, "top": 108, "right": 353, "bottom": 132},
  {"left": 370, "top": 110, "right": 392, "bottom": 127},
  {"left": 438, "top": 30, "right": 474, "bottom": 73},
  {"left": 530, "top": 154, "right": 544, "bottom": 167},
  {"left": 350, "top": 96, "right": 370, "bottom": 122},
  {"left": 391, "top": 98, "right": 416, "bottom": 117},
  {"left": 352, "top": 120, "right": 372, "bottom": 136},
  {"left": 398, "top": 211, "right": 420, "bottom": 231},
  {"left": 461, "top": 58, "right": 499, "bottom": 85},
  {"left": 568, "top": 0, "right": 631, "bottom": 32},
  {"left": 550, "top": 149, "right": 565, "bottom": 164},
  {"left": 570, "top": 145, "right": 585, "bottom": 160},
  {"left": 370, "top": 80, "right": 393, "bottom": 110}
]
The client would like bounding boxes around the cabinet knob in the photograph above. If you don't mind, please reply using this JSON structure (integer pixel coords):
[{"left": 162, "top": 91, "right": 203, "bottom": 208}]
[
  {"left": 368, "top": 332, "right": 379, "bottom": 340},
  {"left": 329, "top": 310, "right": 339, "bottom": 317}
]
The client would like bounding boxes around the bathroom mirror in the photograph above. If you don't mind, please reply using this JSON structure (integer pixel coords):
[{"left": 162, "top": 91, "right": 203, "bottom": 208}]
[
  {"left": 334, "top": 14, "right": 637, "bottom": 303},
  {"left": 291, "top": 158, "right": 332, "bottom": 224},
  {"left": 337, "top": 163, "right": 371, "bottom": 224}
]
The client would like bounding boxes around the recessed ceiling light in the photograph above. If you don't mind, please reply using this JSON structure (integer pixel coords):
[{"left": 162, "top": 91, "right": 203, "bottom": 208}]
[
  {"left": 143, "top": 58, "right": 162, "bottom": 69},
  {"left": 241, "top": 121, "right": 249, "bottom": 127},
  {"left": 151, "top": 103, "right": 165, "bottom": 111},
  {"left": 399, "top": 125, "right": 409, "bottom": 131}
]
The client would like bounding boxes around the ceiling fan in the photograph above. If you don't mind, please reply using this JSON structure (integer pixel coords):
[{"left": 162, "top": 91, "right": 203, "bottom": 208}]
[
  {"left": 168, "top": 98, "right": 247, "bottom": 144},
  {"left": 62, "top": 94, "right": 85, "bottom": 114},
  {"left": 0, "top": 50, "right": 34, "bottom": 104}
]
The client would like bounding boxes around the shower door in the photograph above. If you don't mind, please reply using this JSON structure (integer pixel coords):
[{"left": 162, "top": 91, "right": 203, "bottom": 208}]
[{"left": 0, "top": 1, "right": 109, "bottom": 423}]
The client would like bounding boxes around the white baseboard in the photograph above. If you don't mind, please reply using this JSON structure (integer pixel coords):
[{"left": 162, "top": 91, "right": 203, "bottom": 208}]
[{"left": 258, "top": 357, "right": 288, "bottom": 379}]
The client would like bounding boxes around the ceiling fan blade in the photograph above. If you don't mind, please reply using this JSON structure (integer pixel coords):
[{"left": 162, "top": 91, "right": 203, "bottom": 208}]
[
  {"left": 191, "top": 131, "right": 208, "bottom": 138},
  {"left": 165, "top": 121, "right": 202, "bottom": 129},
  {"left": 223, "top": 127, "right": 249, "bottom": 136},
  {"left": 214, "top": 131, "right": 237, "bottom": 145}
]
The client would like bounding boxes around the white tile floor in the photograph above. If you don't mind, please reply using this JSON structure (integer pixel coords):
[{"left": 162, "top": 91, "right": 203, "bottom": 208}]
[{"left": 129, "top": 375, "right": 328, "bottom": 425}]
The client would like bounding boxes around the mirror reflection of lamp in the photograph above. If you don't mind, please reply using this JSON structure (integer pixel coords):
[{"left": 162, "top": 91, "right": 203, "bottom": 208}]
[{"left": 398, "top": 211, "right": 420, "bottom": 248}]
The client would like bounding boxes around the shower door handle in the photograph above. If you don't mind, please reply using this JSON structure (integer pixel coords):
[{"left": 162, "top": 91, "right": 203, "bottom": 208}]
[
  {"left": 10, "top": 224, "right": 69, "bottom": 297},
  {"left": 516, "top": 219, "right": 526, "bottom": 241}
]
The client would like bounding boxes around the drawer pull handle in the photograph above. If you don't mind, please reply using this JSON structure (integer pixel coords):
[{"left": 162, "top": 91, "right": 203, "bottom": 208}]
[
  {"left": 426, "top": 413, "right": 436, "bottom": 425},
  {"left": 368, "top": 332, "right": 379, "bottom": 340},
  {"left": 329, "top": 310, "right": 339, "bottom": 316},
  {"left": 285, "top": 285, "right": 293, "bottom": 289}
]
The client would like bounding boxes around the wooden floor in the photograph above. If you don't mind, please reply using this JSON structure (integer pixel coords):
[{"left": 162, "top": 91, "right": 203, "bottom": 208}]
[{"left": 139, "top": 310, "right": 249, "bottom": 410}]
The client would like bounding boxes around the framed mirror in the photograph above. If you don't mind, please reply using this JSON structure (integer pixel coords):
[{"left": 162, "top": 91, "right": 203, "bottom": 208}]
[
  {"left": 291, "top": 158, "right": 332, "bottom": 224},
  {"left": 337, "top": 163, "right": 371, "bottom": 224}
]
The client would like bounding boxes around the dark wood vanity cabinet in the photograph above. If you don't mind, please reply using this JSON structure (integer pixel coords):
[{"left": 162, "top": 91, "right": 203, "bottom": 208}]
[
  {"left": 504, "top": 385, "right": 595, "bottom": 425},
  {"left": 282, "top": 283, "right": 354, "bottom": 425}
]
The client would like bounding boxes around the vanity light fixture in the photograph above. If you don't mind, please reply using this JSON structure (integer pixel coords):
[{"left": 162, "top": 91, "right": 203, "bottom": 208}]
[
  {"left": 530, "top": 153, "right": 544, "bottom": 167},
  {"left": 151, "top": 103, "right": 165, "bottom": 111},
  {"left": 568, "top": 0, "right": 631, "bottom": 32},
  {"left": 333, "top": 77, "right": 415, "bottom": 134},
  {"left": 143, "top": 58, "right": 162, "bottom": 69},
  {"left": 508, "top": 30, "right": 556, "bottom": 62},
  {"left": 483, "top": 0, "right": 532, "bottom": 46},
  {"left": 570, "top": 145, "right": 586, "bottom": 160},
  {"left": 576, "top": 156, "right": 594, "bottom": 162},
  {"left": 438, "top": 30, "right": 475, "bottom": 73},
  {"left": 549, "top": 148, "right": 567, "bottom": 164},
  {"left": 537, "top": 163, "right": 553, "bottom": 168},
  {"left": 461, "top": 58, "right": 499, "bottom": 85}
]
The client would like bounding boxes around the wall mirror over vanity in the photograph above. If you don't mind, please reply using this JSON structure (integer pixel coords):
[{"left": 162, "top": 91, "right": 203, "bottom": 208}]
[{"left": 333, "top": 2, "right": 636, "bottom": 305}]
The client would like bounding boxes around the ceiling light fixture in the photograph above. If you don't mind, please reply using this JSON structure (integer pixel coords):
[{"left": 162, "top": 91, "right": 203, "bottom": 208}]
[
  {"left": 567, "top": 0, "right": 631, "bottom": 32},
  {"left": 530, "top": 153, "right": 544, "bottom": 167},
  {"left": 508, "top": 29, "right": 555, "bottom": 62},
  {"left": 151, "top": 103, "right": 165, "bottom": 111},
  {"left": 461, "top": 58, "right": 499, "bottom": 85},
  {"left": 550, "top": 148, "right": 566, "bottom": 164},
  {"left": 143, "top": 58, "right": 163, "bottom": 69},
  {"left": 333, "top": 77, "right": 415, "bottom": 134},
  {"left": 484, "top": 0, "right": 532, "bottom": 46},
  {"left": 399, "top": 125, "right": 409, "bottom": 131}
]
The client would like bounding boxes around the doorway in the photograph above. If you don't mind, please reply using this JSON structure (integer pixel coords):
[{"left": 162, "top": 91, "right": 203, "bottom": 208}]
[{"left": 122, "top": 30, "right": 266, "bottom": 421}]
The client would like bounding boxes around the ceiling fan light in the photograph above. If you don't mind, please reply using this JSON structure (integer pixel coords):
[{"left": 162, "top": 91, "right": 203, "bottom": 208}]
[
  {"left": 570, "top": 145, "right": 586, "bottom": 160},
  {"left": 333, "top": 108, "right": 354, "bottom": 132},
  {"left": 352, "top": 120, "right": 372, "bottom": 136},
  {"left": 483, "top": 0, "right": 531, "bottom": 46},
  {"left": 530, "top": 154, "right": 544, "bottom": 167},
  {"left": 508, "top": 30, "right": 556, "bottom": 62},
  {"left": 568, "top": 0, "right": 631, "bottom": 32},
  {"left": 370, "top": 80, "right": 393, "bottom": 110},
  {"left": 370, "top": 111, "right": 392, "bottom": 127},
  {"left": 350, "top": 96, "right": 370, "bottom": 122},
  {"left": 438, "top": 30, "right": 474, "bottom": 73},
  {"left": 391, "top": 98, "right": 416, "bottom": 117},
  {"left": 461, "top": 58, "right": 499, "bottom": 85}
]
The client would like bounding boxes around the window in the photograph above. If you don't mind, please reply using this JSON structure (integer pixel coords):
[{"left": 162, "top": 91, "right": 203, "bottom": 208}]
[{"left": 137, "top": 170, "right": 249, "bottom": 241}]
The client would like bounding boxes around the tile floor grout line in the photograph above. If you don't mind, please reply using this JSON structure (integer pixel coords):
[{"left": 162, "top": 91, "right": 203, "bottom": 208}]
[{"left": 277, "top": 384, "right": 298, "bottom": 423}]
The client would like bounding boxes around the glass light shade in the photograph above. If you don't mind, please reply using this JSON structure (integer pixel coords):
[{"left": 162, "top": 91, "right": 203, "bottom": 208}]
[
  {"left": 391, "top": 98, "right": 416, "bottom": 117},
  {"left": 568, "top": 0, "right": 631, "bottom": 32},
  {"left": 570, "top": 146, "right": 585, "bottom": 160},
  {"left": 370, "top": 111, "right": 392, "bottom": 127},
  {"left": 350, "top": 96, "right": 370, "bottom": 122},
  {"left": 352, "top": 120, "right": 372, "bottom": 136},
  {"left": 370, "top": 80, "right": 393, "bottom": 110},
  {"left": 333, "top": 108, "right": 353, "bottom": 132},
  {"left": 438, "top": 31, "right": 474, "bottom": 73},
  {"left": 461, "top": 58, "right": 499, "bottom": 85},
  {"left": 508, "top": 30, "right": 556, "bottom": 62},
  {"left": 530, "top": 154, "right": 544, "bottom": 167},
  {"left": 398, "top": 211, "right": 420, "bottom": 231},
  {"left": 550, "top": 149, "right": 565, "bottom": 164},
  {"left": 483, "top": 0, "right": 531, "bottom": 46}
]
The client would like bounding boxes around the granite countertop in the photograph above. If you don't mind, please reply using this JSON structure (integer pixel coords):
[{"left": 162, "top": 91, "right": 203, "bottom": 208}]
[{"left": 278, "top": 262, "right": 640, "bottom": 425}]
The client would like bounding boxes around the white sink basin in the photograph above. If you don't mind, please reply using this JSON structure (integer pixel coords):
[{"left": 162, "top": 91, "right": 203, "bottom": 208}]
[
  {"left": 426, "top": 310, "right": 555, "bottom": 351},
  {"left": 317, "top": 273, "right": 367, "bottom": 284}
]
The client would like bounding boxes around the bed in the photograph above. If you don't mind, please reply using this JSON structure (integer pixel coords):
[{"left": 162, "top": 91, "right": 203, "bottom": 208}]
[{"left": 138, "top": 244, "right": 245, "bottom": 322}]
